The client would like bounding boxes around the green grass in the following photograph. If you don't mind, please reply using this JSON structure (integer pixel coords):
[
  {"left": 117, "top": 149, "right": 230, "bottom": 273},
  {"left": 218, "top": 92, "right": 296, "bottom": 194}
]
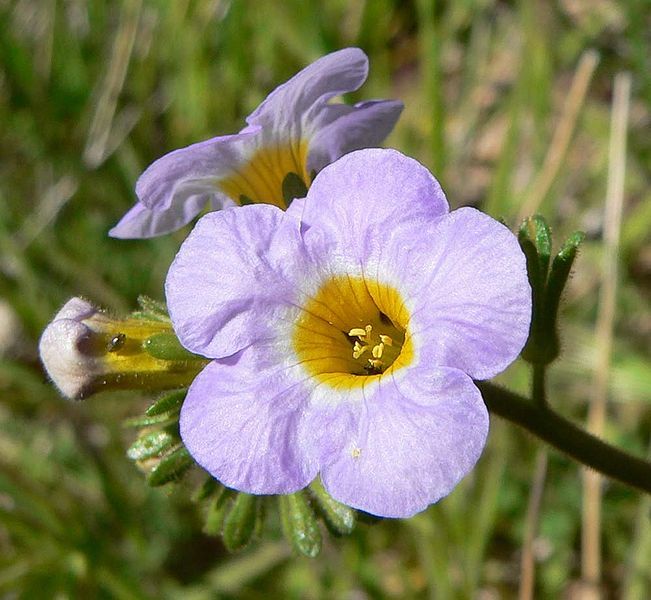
[{"left": 1, "top": 0, "right": 650, "bottom": 597}]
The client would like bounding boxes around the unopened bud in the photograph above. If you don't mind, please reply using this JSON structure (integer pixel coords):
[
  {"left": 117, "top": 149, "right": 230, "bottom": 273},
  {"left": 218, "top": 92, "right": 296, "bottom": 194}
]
[{"left": 39, "top": 297, "right": 206, "bottom": 399}]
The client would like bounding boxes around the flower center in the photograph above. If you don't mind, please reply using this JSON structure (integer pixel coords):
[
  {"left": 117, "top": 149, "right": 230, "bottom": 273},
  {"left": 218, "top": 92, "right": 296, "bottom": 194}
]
[
  {"left": 348, "top": 322, "right": 405, "bottom": 374},
  {"left": 292, "top": 275, "right": 413, "bottom": 389},
  {"left": 219, "top": 140, "right": 309, "bottom": 209}
]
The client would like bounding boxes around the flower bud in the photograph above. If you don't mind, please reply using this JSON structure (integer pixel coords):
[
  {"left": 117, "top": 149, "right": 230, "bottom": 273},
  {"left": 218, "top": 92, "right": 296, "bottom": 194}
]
[
  {"left": 518, "top": 216, "right": 585, "bottom": 366},
  {"left": 39, "top": 297, "right": 206, "bottom": 399}
]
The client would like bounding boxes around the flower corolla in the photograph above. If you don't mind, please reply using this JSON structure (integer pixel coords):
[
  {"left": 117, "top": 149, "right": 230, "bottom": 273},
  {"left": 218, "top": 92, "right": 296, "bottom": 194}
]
[
  {"left": 111, "top": 48, "right": 403, "bottom": 239},
  {"left": 166, "top": 149, "right": 532, "bottom": 517}
]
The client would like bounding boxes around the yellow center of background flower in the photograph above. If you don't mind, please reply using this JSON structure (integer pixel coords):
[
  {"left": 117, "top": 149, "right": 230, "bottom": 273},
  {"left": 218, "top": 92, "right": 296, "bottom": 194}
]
[
  {"left": 219, "top": 140, "right": 309, "bottom": 209},
  {"left": 292, "top": 275, "right": 413, "bottom": 389}
]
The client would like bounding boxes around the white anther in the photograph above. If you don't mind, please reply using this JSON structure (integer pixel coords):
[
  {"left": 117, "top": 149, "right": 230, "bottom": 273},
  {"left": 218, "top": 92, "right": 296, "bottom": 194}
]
[
  {"left": 372, "top": 343, "right": 384, "bottom": 358},
  {"left": 348, "top": 327, "right": 366, "bottom": 338},
  {"left": 352, "top": 341, "right": 368, "bottom": 359},
  {"left": 379, "top": 334, "right": 393, "bottom": 346}
]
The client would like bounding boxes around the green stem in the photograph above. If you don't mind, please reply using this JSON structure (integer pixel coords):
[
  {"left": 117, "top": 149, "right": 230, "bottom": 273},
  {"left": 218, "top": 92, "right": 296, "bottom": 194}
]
[
  {"left": 478, "top": 382, "right": 651, "bottom": 495},
  {"left": 532, "top": 364, "right": 547, "bottom": 407}
]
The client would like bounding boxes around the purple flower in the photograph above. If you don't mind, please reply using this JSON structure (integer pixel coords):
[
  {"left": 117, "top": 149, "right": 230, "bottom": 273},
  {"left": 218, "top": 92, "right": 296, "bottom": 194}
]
[
  {"left": 110, "top": 48, "right": 403, "bottom": 239},
  {"left": 166, "top": 149, "right": 531, "bottom": 517}
]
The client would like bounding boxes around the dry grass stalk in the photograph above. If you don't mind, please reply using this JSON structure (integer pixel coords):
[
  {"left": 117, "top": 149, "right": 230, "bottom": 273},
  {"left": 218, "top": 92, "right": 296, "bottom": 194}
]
[{"left": 580, "top": 71, "right": 632, "bottom": 600}]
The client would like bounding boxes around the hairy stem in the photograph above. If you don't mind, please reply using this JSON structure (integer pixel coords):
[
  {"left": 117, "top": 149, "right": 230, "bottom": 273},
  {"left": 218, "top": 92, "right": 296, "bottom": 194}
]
[
  {"left": 532, "top": 364, "right": 547, "bottom": 407},
  {"left": 478, "top": 382, "right": 651, "bottom": 495}
]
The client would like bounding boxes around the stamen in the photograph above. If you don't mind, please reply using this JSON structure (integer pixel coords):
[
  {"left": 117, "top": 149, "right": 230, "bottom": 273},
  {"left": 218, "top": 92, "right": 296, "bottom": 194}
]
[
  {"left": 348, "top": 327, "right": 367, "bottom": 338},
  {"left": 292, "top": 275, "right": 411, "bottom": 387},
  {"left": 352, "top": 341, "right": 367, "bottom": 359},
  {"left": 347, "top": 321, "right": 403, "bottom": 374}
]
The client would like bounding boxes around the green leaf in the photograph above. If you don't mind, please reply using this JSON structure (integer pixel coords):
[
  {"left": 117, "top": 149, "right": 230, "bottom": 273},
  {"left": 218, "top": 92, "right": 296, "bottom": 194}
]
[
  {"left": 222, "top": 493, "right": 260, "bottom": 552},
  {"left": 308, "top": 478, "right": 356, "bottom": 536},
  {"left": 281, "top": 172, "right": 308, "bottom": 207},
  {"left": 145, "top": 389, "right": 187, "bottom": 416},
  {"left": 147, "top": 447, "right": 193, "bottom": 486},
  {"left": 279, "top": 491, "right": 322, "bottom": 558},
  {"left": 127, "top": 429, "right": 178, "bottom": 461}
]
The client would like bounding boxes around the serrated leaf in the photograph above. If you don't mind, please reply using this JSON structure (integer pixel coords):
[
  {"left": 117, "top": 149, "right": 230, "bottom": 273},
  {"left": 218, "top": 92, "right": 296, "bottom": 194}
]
[
  {"left": 147, "top": 447, "right": 193, "bottom": 486},
  {"left": 127, "top": 429, "right": 178, "bottom": 461},
  {"left": 308, "top": 478, "right": 356, "bottom": 536},
  {"left": 279, "top": 491, "right": 322, "bottom": 557},
  {"left": 222, "top": 493, "right": 260, "bottom": 552},
  {"left": 145, "top": 389, "right": 187, "bottom": 417}
]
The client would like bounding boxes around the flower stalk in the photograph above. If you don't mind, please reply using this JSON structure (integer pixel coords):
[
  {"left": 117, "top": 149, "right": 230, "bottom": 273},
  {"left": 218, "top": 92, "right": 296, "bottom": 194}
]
[{"left": 479, "top": 382, "right": 651, "bottom": 496}]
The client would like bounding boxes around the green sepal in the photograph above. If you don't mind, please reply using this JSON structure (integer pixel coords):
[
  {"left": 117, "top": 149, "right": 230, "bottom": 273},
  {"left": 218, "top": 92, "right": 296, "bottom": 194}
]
[
  {"left": 222, "top": 493, "right": 261, "bottom": 552},
  {"left": 203, "top": 487, "right": 235, "bottom": 536},
  {"left": 127, "top": 429, "right": 178, "bottom": 461},
  {"left": 253, "top": 496, "right": 266, "bottom": 540},
  {"left": 133, "top": 296, "right": 170, "bottom": 322},
  {"left": 279, "top": 491, "right": 322, "bottom": 558},
  {"left": 143, "top": 332, "right": 196, "bottom": 361},
  {"left": 356, "top": 510, "right": 385, "bottom": 525},
  {"left": 145, "top": 389, "right": 186, "bottom": 417},
  {"left": 519, "top": 215, "right": 552, "bottom": 276},
  {"left": 308, "top": 478, "right": 356, "bottom": 536},
  {"left": 123, "top": 412, "right": 178, "bottom": 429},
  {"left": 518, "top": 215, "right": 552, "bottom": 308},
  {"left": 193, "top": 476, "right": 223, "bottom": 502},
  {"left": 545, "top": 231, "right": 585, "bottom": 319},
  {"left": 519, "top": 216, "right": 585, "bottom": 366},
  {"left": 281, "top": 172, "right": 308, "bottom": 207},
  {"left": 519, "top": 215, "right": 553, "bottom": 364},
  {"left": 147, "top": 446, "right": 193, "bottom": 486}
]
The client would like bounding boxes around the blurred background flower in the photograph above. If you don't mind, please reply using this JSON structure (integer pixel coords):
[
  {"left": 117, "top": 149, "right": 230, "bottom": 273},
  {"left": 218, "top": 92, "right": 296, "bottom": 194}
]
[{"left": 1, "top": 0, "right": 649, "bottom": 598}]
